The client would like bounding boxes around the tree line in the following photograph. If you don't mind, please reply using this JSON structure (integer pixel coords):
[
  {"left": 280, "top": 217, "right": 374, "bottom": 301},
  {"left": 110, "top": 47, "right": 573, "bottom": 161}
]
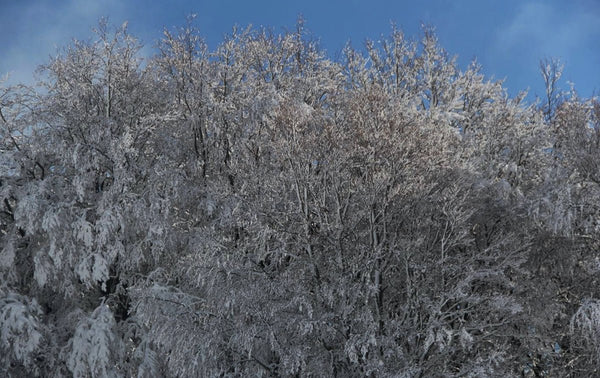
[{"left": 1, "top": 18, "right": 600, "bottom": 377}]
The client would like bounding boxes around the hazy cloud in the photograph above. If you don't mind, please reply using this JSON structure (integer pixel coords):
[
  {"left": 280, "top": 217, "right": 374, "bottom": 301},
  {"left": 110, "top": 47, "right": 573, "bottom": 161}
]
[
  {"left": 488, "top": 1, "right": 600, "bottom": 96},
  {"left": 495, "top": 2, "right": 599, "bottom": 60},
  {"left": 1, "top": 0, "right": 126, "bottom": 84}
]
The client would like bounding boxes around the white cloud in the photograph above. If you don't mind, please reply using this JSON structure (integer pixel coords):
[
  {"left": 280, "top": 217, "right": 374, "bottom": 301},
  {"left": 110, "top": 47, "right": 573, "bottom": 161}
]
[
  {"left": 1, "top": 0, "right": 127, "bottom": 85},
  {"left": 495, "top": 2, "right": 599, "bottom": 59},
  {"left": 485, "top": 1, "right": 600, "bottom": 96}
]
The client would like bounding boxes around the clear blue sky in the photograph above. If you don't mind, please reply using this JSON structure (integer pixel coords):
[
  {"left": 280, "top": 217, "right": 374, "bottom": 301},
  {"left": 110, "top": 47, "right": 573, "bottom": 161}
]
[{"left": 1, "top": 0, "right": 599, "bottom": 101}]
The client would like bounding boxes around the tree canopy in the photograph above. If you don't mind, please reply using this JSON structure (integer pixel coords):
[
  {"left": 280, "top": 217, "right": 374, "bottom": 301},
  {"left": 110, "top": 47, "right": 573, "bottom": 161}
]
[{"left": 1, "top": 19, "right": 600, "bottom": 377}]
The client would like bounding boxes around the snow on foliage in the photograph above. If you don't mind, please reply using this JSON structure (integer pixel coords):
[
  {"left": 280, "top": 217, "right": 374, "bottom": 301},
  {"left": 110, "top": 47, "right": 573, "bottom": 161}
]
[
  {"left": 66, "top": 304, "right": 124, "bottom": 378},
  {"left": 1, "top": 17, "right": 600, "bottom": 377},
  {"left": 0, "top": 292, "right": 44, "bottom": 369}
]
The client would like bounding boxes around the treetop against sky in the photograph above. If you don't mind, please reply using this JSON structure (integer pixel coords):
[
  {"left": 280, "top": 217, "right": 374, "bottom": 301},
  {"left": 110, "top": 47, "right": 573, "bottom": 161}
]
[
  {"left": 1, "top": 0, "right": 598, "bottom": 99},
  {"left": 2, "top": 8, "right": 600, "bottom": 376}
]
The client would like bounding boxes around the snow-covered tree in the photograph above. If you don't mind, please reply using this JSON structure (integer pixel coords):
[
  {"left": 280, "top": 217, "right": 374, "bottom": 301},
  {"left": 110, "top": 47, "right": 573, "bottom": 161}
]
[{"left": 2, "top": 18, "right": 600, "bottom": 377}]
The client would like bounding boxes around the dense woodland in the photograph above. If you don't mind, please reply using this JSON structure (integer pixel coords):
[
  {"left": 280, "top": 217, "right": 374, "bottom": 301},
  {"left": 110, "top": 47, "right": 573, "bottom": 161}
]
[{"left": 1, "top": 19, "right": 600, "bottom": 377}]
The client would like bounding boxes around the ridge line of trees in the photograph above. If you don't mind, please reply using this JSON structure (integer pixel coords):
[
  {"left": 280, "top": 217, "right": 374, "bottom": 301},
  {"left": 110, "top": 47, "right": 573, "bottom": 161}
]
[{"left": 1, "top": 18, "right": 600, "bottom": 377}]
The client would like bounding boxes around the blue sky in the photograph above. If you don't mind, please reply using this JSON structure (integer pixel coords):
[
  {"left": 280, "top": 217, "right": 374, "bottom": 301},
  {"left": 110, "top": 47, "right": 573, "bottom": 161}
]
[{"left": 1, "top": 0, "right": 599, "bottom": 101}]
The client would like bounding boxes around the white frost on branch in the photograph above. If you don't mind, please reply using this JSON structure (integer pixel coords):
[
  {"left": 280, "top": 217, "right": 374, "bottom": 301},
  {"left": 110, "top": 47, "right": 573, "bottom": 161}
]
[
  {"left": 66, "top": 303, "right": 124, "bottom": 378},
  {"left": 0, "top": 292, "right": 44, "bottom": 368}
]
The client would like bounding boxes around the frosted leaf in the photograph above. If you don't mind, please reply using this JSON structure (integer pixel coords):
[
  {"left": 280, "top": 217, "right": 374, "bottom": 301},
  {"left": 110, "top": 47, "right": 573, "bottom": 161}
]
[
  {"left": 66, "top": 304, "right": 124, "bottom": 378},
  {"left": 570, "top": 299, "right": 600, "bottom": 357},
  {"left": 205, "top": 198, "right": 216, "bottom": 216},
  {"left": 92, "top": 254, "right": 110, "bottom": 291},
  {"left": 75, "top": 253, "right": 111, "bottom": 290},
  {"left": 41, "top": 208, "right": 60, "bottom": 233},
  {"left": 148, "top": 224, "right": 163, "bottom": 237},
  {"left": 0, "top": 293, "right": 43, "bottom": 368},
  {"left": 71, "top": 144, "right": 81, "bottom": 166},
  {"left": 48, "top": 240, "right": 64, "bottom": 267},
  {"left": 122, "top": 131, "right": 133, "bottom": 148},
  {"left": 435, "top": 328, "right": 453, "bottom": 352},
  {"left": 76, "top": 257, "right": 92, "bottom": 286},
  {"left": 459, "top": 328, "right": 473, "bottom": 350},
  {"left": 0, "top": 242, "right": 16, "bottom": 268},
  {"left": 75, "top": 218, "right": 94, "bottom": 249},
  {"left": 73, "top": 175, "right": 86, "bottom": 202},
  {"left": 33, "top": 252, "right": 49, "bottom": 287},
  {"left": 111, "top": 240, "right": 125, "bottom": 259},
  {"left": 424, "top": 329, "right": 435, "bottom": 353},
  {"left": 490, "top": 295, "right": 523, "bottom": 315},
  {"left": 14, "top": 191, "right": 42, "bottom": 235},
  {"left": 95, "top": 209, "right": 119, "bottom": 247},
  {"left": 0, "top": 151, "right": 18, "bottom": 176},
  {"left": 134, "top": 339, "right": 160, "bottom": 378},
  {"left": 344, "top": 338, "right": 360, "bottom": 364}
]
